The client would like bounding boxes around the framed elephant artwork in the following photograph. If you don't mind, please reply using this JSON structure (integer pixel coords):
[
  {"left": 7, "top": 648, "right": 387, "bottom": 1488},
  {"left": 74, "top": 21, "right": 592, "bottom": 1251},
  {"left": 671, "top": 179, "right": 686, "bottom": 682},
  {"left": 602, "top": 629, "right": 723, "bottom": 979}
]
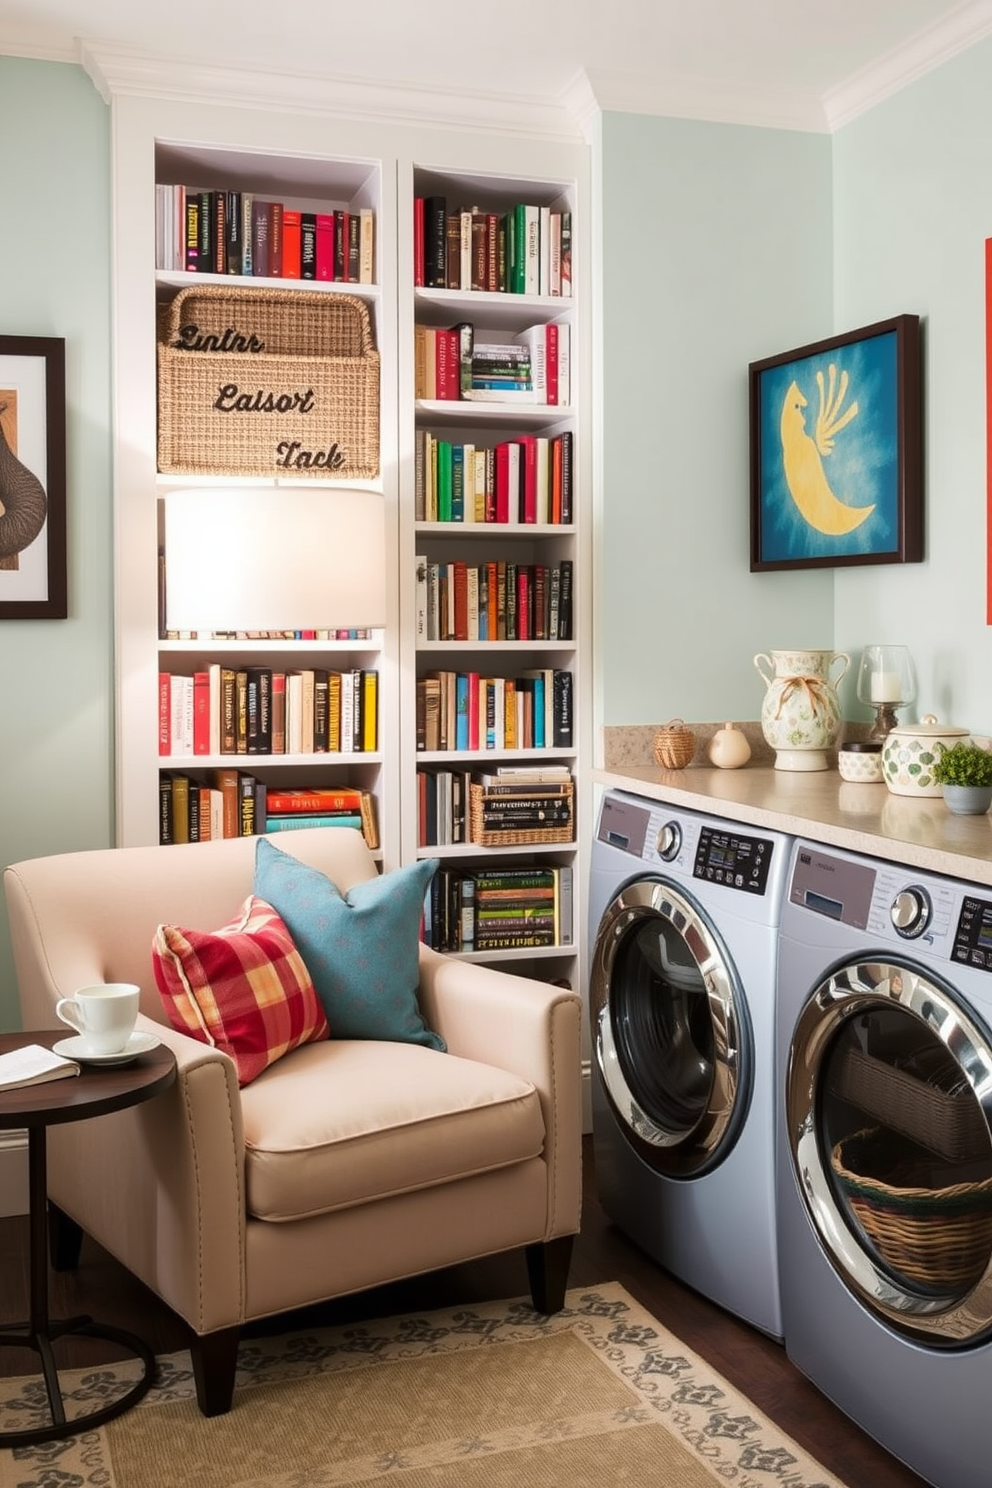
[
  {"left": 749, "top": 315, "right": 923, "bottom": 572},
  {"left": 0, "top": 336, "right": 67, "bottom": 618}
]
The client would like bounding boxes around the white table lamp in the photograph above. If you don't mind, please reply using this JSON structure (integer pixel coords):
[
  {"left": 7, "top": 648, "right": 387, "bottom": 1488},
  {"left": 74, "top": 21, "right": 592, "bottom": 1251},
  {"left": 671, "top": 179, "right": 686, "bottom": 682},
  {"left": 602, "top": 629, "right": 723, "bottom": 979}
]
[{"left": 162, "top": 487, "right": 387, "bottom": 633}]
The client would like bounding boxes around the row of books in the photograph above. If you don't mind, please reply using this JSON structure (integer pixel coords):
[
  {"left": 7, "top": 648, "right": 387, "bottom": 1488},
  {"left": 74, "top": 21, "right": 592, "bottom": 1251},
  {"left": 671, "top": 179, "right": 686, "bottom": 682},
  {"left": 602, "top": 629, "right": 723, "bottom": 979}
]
[
  {"left": 414, "top": 322, "right": 570, "bottom": 404},
  {"left": 422, "top": 863, "right": 574, "bottom": 953},
  {"left": 416, "top": 668, "right": 572, "bottom": 753},
  {"left": 414, "top": 197, "right": 572, "bottom": 298},
  {"left": 155, "top": 185, "right": 375, "bottom": 283},
  {"left": 419, "top": 767, "right": 573, "bottom": 848},
  {"left": 159, "top": 667, "right": 379, "bottom": 759},
  {"left": 159, "top": 775, "right": 378, "bottom": 849},
  {"left": 161, "top": 629, "right": 378, "bottom": 643},
  {"left": 416, "top": 559, "right": 573, "bottom": 644},
  {"left": 415, "top": 430, "right": 573, "bottom": 525}
]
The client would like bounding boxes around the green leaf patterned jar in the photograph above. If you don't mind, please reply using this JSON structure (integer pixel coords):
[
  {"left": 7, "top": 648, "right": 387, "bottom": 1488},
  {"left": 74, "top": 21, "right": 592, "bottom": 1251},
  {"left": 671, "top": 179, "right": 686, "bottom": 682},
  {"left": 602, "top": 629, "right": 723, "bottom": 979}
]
[{"left": 881, "top": 714, "right": 969, "bottom": 797}]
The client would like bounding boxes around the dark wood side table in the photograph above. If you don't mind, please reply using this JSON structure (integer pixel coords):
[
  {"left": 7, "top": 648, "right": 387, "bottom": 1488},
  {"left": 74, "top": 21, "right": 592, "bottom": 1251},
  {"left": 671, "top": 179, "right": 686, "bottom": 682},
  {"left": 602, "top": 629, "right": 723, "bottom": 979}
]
[{"left": 0, "top": 1029, "right": 176, "bottom": 1447}]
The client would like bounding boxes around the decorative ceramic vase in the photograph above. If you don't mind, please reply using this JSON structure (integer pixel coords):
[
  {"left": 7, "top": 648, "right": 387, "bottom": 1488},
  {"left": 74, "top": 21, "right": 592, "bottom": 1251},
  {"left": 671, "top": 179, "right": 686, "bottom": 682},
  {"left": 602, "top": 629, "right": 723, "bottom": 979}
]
[
  {"left": 942, "top": 784, "right": 992, "bottom": 816},
  {"left": 881, "top": 715, "right": 970, "bottom": 798},
  {"left": 754, "top": 648, "right": 850, "bottom": 771},
  {"left": 708, "top": 723, "right": 751, "bottom": 770}
]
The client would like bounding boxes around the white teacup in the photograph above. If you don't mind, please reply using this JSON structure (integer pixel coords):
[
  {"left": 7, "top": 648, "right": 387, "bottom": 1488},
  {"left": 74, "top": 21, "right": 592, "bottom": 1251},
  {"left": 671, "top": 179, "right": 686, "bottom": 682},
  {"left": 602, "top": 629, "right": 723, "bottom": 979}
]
[{"left": 55, "top": 983, "right": 140, "bottom": 1055}]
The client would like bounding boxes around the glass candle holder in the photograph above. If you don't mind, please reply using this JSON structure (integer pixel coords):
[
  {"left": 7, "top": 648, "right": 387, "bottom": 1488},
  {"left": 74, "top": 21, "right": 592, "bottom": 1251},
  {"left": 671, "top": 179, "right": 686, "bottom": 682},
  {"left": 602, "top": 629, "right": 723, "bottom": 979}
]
[{"left": 856, "top": 645, "right": 918, "bottom": 741}]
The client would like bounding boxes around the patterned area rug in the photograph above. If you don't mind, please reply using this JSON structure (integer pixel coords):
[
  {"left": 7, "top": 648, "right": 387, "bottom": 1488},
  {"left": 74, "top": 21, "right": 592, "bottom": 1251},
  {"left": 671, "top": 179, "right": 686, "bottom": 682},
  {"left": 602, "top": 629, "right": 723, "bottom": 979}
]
[{"left": 0, "top": 1283, "right": 845, "bottom": 1488}]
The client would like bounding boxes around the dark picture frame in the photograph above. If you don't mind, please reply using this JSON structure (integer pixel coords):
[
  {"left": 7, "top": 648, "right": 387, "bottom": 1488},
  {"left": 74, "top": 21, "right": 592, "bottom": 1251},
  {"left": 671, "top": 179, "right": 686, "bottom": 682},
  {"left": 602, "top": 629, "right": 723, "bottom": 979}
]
[
  {"left": 749, "top": 314, "right": 923, "bottom": 572},
  {"left": 0, "top": 335, "right": 67, "bottom": 618}
]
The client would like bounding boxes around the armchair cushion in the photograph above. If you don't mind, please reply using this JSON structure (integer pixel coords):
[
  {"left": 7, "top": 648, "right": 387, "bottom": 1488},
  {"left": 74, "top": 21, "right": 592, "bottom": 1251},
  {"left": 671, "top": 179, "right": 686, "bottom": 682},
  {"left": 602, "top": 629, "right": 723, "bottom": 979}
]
[
  {"left": 152, "top": 893, "right": 330, "bottom": 1085},
  {"left": 254, "top": 839, "right": 444, "bottom": 1050},
  {"left": 240, "top": 1038, "right": 545, "bottom": 1221}
]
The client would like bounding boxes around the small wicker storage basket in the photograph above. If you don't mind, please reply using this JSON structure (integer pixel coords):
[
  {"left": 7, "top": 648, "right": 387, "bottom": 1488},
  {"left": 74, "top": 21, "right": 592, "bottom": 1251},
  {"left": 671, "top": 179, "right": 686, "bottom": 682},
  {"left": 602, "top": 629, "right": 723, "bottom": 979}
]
[
  {"left": 157, "top": 284, "right": 379, "bottom": 479},
  {"left": 831, "top": 1127, "right": 992, "bottom": 1290},
  {"left": 469, "top": 781, "right": 574, "bottom": 847},
  {"left": 653, "top": 719, "right": 696, "bottom": 770}
]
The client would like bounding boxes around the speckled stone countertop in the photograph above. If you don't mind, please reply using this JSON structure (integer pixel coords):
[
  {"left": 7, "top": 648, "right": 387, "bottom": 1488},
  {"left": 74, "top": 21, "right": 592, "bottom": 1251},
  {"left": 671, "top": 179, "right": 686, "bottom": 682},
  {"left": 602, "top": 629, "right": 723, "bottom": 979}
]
[{"left": 594, "top": 723, "right": 992, "bottom": 888}]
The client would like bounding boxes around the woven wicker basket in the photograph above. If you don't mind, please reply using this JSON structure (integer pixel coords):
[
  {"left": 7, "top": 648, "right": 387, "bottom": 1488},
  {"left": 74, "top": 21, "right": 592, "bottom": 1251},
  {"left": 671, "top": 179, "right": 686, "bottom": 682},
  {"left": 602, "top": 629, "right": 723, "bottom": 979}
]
[
  {"left": 831, "top": 1128, "right": 992, "bottom": 1289},
  {"left": 831, "top": 1047, "right": 988, "bottom": 1163},
  {"left": 653, "top": 719, "right": 696, "bottom": 770},
  {"left": 157, "top": 284, "right": 379, "bottom": 479},
  {"left": 469, "top": 781, "right": 574, "bottom": 847}
]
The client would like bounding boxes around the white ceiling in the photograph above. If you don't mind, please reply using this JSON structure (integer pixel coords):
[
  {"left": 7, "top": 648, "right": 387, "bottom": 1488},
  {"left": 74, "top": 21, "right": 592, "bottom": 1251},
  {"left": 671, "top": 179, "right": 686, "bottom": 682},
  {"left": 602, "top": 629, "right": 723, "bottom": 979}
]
[{"left": 3, "top": 0, "right": 992, "bottom": 134}]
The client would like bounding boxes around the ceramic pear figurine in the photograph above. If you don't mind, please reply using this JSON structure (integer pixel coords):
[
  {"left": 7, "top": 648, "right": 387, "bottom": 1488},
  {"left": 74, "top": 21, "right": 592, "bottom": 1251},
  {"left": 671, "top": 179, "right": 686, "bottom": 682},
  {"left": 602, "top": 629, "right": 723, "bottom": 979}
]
[{"left": 708, "top": 723, "right": 751, "bottom": 769}]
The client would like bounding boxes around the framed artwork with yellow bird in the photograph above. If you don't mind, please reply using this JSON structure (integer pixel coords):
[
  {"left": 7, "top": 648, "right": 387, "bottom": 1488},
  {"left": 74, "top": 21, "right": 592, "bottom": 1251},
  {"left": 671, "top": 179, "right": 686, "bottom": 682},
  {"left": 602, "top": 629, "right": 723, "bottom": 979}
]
[{"left": 748, "top": 314, "right": 923, "bottom": 571}]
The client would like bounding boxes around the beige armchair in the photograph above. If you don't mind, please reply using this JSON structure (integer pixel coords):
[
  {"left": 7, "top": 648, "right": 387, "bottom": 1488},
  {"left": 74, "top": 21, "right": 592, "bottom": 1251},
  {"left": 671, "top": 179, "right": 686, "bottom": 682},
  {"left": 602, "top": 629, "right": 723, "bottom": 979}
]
[{"left": 3, "top": 829, "right": 582, "bottom": 1416}]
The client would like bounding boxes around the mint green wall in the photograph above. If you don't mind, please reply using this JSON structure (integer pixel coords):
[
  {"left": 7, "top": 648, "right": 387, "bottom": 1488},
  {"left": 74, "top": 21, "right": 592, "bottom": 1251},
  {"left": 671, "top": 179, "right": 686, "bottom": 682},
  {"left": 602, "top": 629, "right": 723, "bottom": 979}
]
[
  {"left": 3, "top": 42, "right": 992, "bottom": 1025},
  {"left": 832, "top": 37, "right": 992, "bottom": 736},
  {"left": 0, "top": 59, "right": 113, "bottom": 1029},
  {"left": 598, "top": 112, "right": 834, "bottom": 729}
]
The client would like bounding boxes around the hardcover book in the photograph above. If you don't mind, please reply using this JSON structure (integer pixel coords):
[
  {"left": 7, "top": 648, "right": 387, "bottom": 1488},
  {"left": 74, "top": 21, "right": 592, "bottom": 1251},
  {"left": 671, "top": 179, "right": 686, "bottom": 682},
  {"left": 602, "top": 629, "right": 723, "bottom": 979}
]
[
  {"left": 281, "top": 208, "right": 302, "bottom": 279},
  {"left": 424, "top": 195, "right": 447, "bottom": 288}
]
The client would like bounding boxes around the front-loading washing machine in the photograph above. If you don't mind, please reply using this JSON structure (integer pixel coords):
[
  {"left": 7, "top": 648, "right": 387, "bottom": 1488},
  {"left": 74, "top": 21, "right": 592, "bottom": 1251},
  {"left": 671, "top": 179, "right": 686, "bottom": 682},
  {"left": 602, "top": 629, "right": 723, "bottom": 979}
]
[
  {"left": 777, "top": 838, "right": 992, "bottom": 1488},
  {"left": 589, "top": 788, "right": 792, "bottom": 1339}
]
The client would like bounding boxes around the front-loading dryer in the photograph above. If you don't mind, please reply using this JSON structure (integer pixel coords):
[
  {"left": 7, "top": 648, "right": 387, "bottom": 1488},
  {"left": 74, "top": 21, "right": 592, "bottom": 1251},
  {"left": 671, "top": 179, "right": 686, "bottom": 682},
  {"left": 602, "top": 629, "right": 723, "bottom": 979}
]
[
  {"left": 589, "top": 788, "right": 792, "bottom": 1339},
  {"left": 777, "top": 838, "right": 992, "bottom": 1488}
]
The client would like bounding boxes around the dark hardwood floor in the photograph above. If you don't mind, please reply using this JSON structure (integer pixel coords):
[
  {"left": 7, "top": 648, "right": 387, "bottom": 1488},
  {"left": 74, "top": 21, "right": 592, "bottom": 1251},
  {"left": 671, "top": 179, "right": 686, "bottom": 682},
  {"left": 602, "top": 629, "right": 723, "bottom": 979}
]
[{"left": 0, "top": 1136, "right": 926, "bottom": 1486}]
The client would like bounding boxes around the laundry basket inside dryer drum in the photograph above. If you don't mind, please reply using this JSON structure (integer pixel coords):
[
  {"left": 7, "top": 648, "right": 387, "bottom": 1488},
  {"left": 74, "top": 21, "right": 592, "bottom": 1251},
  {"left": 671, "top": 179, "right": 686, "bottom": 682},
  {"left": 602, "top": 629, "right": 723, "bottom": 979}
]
[
  {"left": 786, "top": 958, "right": 992, "bottom": 1344},
  {"left": 591, "top": 877, "right": 751, "bottom": 1177}
]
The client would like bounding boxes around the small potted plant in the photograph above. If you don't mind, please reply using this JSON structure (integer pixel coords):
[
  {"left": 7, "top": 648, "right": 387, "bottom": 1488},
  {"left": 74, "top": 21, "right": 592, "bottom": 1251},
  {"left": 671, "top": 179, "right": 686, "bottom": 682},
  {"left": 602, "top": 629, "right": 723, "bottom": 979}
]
[{"left": 932, "top": 740, "right": 992, "bottom": 815}]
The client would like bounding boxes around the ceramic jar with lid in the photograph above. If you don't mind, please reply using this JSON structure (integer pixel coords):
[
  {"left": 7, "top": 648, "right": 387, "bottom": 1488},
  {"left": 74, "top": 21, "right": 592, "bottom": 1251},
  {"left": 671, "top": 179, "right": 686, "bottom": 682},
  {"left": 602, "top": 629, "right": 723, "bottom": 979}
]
[
  {"left": 838, "top": 740, "right": 883, "bottom": 783},
  {"left": 881, "top": 715, "right": 970, "bottom": 797}
]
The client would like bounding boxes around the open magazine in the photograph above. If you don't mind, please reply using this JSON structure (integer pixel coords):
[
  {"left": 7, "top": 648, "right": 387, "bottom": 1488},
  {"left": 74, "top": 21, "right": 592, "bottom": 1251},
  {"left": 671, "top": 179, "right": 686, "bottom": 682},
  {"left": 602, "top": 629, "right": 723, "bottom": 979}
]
[{"left": 0, "top": 1044, "right": 81, "bottom": 1091}]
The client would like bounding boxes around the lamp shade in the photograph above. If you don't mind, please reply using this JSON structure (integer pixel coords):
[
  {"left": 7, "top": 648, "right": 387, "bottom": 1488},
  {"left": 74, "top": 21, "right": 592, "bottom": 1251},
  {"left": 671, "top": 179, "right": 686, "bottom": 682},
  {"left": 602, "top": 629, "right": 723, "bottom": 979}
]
[{"left": 163, "top": 487, "right": 386, "bottom": 632}]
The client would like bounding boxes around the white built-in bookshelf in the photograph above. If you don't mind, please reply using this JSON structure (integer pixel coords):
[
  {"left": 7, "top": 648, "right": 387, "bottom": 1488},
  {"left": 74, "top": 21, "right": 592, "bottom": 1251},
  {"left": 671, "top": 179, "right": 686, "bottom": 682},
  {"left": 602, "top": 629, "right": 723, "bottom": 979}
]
[
  {"left": 104, "top": 83, "right": 589, "bottom": 992},
  {"left": 398, "top": 159, "right": 590, "bottom": 988}
]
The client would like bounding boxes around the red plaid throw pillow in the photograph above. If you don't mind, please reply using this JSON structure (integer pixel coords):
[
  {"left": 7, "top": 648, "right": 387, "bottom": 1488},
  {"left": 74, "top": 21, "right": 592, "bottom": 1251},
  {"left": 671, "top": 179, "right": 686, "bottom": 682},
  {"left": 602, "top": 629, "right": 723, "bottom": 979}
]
[{"left": 152, "top": 895, "right": 329, "bottom": 1085}]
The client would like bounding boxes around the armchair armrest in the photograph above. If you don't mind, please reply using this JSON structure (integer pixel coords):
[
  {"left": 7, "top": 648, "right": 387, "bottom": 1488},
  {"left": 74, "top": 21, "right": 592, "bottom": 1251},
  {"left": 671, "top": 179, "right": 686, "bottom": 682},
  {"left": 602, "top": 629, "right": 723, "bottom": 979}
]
[
  {"left": 47, "top": 1016, "right": 249, "bottom": 1336},
  {"left": 416, "top": 948, "right": 582, "bottom": 1237}
]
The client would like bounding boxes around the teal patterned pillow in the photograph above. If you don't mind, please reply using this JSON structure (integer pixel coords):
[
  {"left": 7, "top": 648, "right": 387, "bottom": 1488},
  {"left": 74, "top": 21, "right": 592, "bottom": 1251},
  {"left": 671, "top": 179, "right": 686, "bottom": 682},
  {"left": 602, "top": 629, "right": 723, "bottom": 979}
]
[{"left": 254, "top": 838, "right": 444, "bottom": 1050}]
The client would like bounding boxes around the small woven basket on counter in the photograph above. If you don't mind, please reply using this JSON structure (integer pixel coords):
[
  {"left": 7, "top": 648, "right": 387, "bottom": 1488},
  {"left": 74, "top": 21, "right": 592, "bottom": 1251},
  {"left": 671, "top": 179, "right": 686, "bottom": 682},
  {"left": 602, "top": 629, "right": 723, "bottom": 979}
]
[{"left": 653, "top": 719, "right": 696, "bottom": 770}]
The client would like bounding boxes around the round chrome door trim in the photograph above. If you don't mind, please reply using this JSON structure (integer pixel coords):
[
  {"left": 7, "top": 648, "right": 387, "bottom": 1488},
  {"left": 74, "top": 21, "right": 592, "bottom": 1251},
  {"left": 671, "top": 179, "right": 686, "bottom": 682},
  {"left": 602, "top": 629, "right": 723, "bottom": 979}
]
[
  {"left": 787, "top": 958, "right": 992, "bottom": 1343},
  {"left": 591, "top": 876, "right": 745, "bottom": 1175}
]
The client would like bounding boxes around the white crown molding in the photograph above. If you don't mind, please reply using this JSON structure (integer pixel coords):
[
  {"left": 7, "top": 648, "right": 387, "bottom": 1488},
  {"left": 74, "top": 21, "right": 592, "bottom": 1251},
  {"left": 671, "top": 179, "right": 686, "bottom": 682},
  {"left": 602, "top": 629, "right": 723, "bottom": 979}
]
[
  {"left": 0, "top": 40, "right": 80, "bottom": 66},
  {"left": 575, "top": 67, "right": 828, "bottom": 134},
  {"left": 825, "top": 0, "right": 992, "bottom": 130},
  {"left": 78, "top": 41, "right": 586, "bottom": 144},
  {"left": 7, "top": 6, "right": 991, "bottom": 141}
]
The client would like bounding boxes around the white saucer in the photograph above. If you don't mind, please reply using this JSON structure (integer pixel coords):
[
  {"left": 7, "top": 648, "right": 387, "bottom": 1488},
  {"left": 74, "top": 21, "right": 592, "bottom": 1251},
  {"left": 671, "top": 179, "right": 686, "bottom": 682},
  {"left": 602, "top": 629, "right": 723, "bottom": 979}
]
[{"left": 52, "top": 1031, "right": 161, "bottom": 1066}]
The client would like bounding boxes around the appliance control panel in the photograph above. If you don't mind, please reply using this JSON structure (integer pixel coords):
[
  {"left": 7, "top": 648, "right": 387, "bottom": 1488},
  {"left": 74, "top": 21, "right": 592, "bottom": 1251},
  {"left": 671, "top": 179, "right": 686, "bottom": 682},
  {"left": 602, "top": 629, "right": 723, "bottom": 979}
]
[
  {"left": 692, "top": 825, "right": 775, "bottom": 895},
  {"left": 788, "top": 842, "right": 992, "bottom": 966},
  {"left": 953, "top": 897, "right": 992, "bottom": 973},
  {"left": 595, "top": 793, "right": 777, "bottom": 895}
]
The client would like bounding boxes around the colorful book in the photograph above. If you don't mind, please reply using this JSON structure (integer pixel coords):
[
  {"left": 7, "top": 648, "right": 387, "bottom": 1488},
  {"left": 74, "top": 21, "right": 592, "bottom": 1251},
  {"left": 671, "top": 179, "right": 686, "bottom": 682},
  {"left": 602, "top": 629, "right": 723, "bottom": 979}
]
[{"left": 265, "top": 813, "right": 363, "bottom": 832}]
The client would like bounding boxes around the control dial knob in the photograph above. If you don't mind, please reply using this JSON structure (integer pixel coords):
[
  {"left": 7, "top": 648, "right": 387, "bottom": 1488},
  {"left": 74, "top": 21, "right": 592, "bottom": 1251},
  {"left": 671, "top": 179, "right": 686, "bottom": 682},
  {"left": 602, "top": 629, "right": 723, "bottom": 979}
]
[
  {"left": 656, "top": 821, "right": 682, "bottom": 862},
  {"left": 890, "top": 886, "right": 932, "bottom": 939}
]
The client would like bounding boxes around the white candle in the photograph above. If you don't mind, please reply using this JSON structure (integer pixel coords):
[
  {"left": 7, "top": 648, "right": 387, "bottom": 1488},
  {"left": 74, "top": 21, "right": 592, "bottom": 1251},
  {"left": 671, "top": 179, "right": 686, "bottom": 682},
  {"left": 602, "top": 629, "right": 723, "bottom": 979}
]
[{"left": 871, "top": 671, "right": 901, "bottom": 703}]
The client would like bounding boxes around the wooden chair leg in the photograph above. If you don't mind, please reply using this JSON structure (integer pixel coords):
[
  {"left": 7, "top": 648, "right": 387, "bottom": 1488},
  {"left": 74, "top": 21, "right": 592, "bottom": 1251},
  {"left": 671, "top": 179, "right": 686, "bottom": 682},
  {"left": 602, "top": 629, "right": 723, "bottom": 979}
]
[
  {"left": 525, "top": 1234, "right": 574, "bottom": 1315},
  {"left": 189, "top": 1325, "right": 242, "bottom": 1416},
  {"left": 48, "top": 1203, "right": 84, "bottom": 1272}
]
